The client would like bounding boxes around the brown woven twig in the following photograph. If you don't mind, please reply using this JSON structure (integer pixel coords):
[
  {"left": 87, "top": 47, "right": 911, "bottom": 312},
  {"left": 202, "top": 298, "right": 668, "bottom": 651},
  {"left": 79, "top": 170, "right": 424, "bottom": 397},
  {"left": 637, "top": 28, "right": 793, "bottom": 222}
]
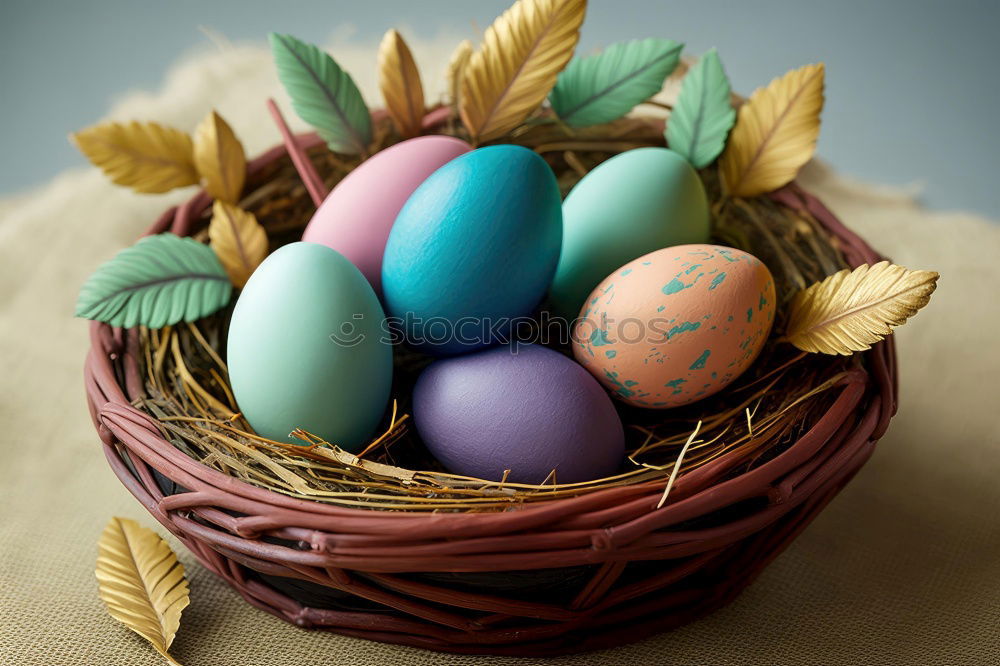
[{"left": 84, "top": 110, "right": 897, "bottom": 655}]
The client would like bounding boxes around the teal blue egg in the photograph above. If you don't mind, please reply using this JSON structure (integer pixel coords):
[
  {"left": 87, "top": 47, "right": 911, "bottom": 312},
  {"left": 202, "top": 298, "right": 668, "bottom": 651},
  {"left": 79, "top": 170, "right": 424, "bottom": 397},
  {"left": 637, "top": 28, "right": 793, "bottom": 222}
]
[
  {"left": 381, "top": 145, "right": 562, "bottom": 356},
  {"left": 227, "top": 242, "right": 392, "bottom": 452},
  {"left": 549, "top": 147, "right": 710, "bottom": 319}
]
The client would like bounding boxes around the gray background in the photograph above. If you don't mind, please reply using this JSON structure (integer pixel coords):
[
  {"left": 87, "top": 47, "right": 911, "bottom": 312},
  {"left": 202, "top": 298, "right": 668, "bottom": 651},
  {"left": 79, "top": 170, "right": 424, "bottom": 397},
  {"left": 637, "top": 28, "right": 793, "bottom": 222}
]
[{"left": 2, "top": 0, "right": 998, "bottom": 216}]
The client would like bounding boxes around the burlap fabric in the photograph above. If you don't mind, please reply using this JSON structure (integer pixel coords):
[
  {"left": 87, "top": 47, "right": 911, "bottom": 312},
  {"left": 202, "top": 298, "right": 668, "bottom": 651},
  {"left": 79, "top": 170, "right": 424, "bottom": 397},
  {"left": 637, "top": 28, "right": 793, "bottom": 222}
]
[{"left": 2, "top": 40, "right": 998, "bottom": 665}]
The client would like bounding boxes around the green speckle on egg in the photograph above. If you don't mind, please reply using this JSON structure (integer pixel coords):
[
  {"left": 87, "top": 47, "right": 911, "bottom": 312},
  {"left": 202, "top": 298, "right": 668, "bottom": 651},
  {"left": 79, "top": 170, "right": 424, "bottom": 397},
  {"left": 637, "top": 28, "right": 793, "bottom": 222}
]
[
  {"left": 689, "top": 349, "right": 711, "bottom": 370},
  {"left": 590, "top": 328, "right": 613, "bottom": 346},
  {"left": 603, "top": 369, "right": 636, "bottom": 398},
  {"left": 663, "top": 278, "right": 686, "bottom": 295},
  {"left": 665, "top": 378, "right": 687, "bottom": 394},
  {"left": 666, "top": 320, "right": 701, "bottom": 339}
]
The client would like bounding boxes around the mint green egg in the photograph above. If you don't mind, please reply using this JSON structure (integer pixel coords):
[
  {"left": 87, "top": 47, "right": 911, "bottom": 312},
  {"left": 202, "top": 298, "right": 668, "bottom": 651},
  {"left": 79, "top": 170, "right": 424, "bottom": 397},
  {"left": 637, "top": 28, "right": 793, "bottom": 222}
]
[
  {"left": 549, "top": 147, "right": 710, "bottom": 319},
  {"left": 227, "top": 242, "right": 392, "bottom": 452}
]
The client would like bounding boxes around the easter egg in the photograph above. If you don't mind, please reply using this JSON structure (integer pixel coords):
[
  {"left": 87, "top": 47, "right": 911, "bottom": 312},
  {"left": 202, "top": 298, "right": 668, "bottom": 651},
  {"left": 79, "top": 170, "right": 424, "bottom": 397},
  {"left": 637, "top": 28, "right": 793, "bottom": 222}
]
[
  {"left": 413, "top": 344, "right": 625, "bottom": 484},
  {"left": 302, "top": 135, "right": 471, "bottom": 294},
  {"left": 227, "top": 242, "right": 392, "bottom": 451},
  {"left": 549, "top": 147, "right": 710, "bottom": 319},
  {"left": 573, "top": 244, "right": 775, "bottom": 408},
  {"left": 382, "top": 145, "right": 562, "bottom": 356}
]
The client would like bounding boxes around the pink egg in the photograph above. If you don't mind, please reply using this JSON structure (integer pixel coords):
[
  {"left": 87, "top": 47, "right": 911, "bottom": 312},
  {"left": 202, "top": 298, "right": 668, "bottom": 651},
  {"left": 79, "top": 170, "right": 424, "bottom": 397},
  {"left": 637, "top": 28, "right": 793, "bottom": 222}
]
[
  {"left": 572, "top": 244, "right": 776, "bottom": 408},
  {"left": 302, "top": 135, "right": 471, "bottom": 294}
]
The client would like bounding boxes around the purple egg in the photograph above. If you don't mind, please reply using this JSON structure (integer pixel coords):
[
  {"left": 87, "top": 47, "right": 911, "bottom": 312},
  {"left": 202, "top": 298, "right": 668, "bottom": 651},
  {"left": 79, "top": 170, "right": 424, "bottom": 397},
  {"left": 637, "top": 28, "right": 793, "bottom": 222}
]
[{"left": 413, "top": 344, "right": 625, "bottom": 484}]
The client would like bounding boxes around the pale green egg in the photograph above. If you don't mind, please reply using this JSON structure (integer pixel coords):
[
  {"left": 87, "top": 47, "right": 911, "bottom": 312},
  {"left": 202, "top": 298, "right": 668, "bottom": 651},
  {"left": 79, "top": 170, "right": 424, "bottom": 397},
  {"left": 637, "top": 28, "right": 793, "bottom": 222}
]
[
  {"left": 549, "top": 147, "right": 710, "bottom": 319},
  {"left": 227, "top": 242, "right": 392, "bottom": 452}
]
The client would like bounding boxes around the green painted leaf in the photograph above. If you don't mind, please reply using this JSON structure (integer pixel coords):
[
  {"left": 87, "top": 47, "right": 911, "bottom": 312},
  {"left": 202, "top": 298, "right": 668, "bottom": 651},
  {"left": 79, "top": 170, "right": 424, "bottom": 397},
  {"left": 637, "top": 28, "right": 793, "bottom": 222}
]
[
  {"left": 269, "top": 33, "right": 372, "bottom": 155},
  {"left": 549, "top": 38, "right": 683, "bottom": 128},
  {"left": 77, "top": 234, "right": 232, "bottom": 329},
  {"left": 666, "top": 49, "right": 736, "bottom": 168}
]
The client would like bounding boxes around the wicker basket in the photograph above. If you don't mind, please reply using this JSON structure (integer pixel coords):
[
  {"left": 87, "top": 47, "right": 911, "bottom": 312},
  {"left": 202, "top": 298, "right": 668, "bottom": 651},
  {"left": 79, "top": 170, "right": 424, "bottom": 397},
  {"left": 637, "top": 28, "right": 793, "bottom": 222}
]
[{"left": 84, "top": 122, "right": 896, "bottom": 656}]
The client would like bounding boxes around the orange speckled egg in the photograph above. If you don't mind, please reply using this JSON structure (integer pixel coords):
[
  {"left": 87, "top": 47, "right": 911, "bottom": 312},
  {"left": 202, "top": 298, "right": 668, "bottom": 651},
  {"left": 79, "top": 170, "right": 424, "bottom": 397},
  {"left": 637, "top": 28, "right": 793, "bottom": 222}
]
[{"left": 572, "top": 244, "right": 775, "bottom": 408}]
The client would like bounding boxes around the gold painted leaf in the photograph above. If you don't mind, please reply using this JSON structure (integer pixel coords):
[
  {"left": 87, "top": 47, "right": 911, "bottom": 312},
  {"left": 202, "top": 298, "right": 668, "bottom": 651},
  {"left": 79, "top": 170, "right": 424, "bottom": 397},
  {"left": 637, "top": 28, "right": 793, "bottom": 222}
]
[
  {"left": 719, "top": 63, "right": 825, "bottom": 197},
  {"left": 193, "top": 110, "right": 246, "bottom": 204},
  {"left": 378, "top": 29, "right": 426, "bottom": 138},
  {"left": 208, "top": 201, "right": 268, "bottom": 287},
  {"left": 459, "top": 0, "right": 586, "bottom": 144},
  {"left": 445, "top": 39, "right": 473, "bottom": 107},
  {"left": 785, "top": 261, "right": 939, "bottom": 355},
  {"left": 71, "top": 121, "right": 198, "bottom": 194},
  {"left": 96, "top": 517, "right": 189, "bottom": 666}
]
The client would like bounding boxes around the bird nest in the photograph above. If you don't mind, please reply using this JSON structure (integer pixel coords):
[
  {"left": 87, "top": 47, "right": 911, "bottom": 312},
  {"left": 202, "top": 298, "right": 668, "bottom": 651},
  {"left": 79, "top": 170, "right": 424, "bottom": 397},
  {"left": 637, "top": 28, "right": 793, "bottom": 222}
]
[{"left": 118, "top": 112, "right": 869, "bottom": 512}]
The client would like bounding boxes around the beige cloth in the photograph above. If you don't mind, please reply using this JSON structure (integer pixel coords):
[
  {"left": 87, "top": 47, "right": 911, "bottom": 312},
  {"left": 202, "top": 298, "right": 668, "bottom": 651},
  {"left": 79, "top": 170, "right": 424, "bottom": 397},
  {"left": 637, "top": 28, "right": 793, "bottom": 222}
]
[{"left": 2, "top": 37, "right": 999, "bottom": 666}]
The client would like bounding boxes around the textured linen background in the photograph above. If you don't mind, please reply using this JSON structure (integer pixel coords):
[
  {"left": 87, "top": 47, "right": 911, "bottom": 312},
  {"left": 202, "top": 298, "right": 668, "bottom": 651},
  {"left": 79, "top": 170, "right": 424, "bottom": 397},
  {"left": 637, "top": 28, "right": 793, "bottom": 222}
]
[{"left": 1, "top": 37, "right": 998, "bottom": 666}]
